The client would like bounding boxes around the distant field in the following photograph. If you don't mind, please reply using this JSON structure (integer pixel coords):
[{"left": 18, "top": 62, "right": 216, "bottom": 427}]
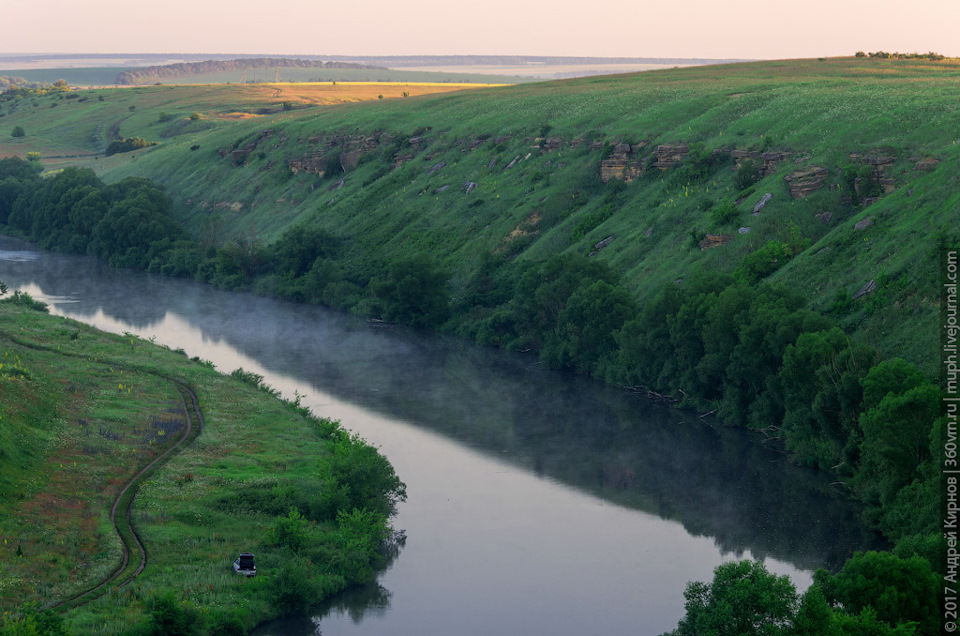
[
  {"left": 392, "top": 62, "right": 702, "bottom": 79},
  {"left": 0, "top": 81, "right": 494, "bottom": 168},
  {"left": 0, "top": 65, "right": 533, "bottom": 87}
]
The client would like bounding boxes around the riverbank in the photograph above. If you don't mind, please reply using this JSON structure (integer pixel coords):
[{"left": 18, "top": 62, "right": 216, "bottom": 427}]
[{"left": 0, "top": 297, "right": 405, "bottom": 634}]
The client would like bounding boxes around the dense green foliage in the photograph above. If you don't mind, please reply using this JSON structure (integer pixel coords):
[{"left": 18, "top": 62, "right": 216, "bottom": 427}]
[
  {"left": 105, "top": 136, "right": 157, "bottom": 156},
  {"left": 665, "top": 557, "right": 935, "bottom": 636}
]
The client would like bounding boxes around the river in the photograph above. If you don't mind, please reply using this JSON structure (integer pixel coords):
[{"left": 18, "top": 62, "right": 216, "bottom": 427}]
[{"left": 0, "top": 236, "right": 881, "bottom": 635}]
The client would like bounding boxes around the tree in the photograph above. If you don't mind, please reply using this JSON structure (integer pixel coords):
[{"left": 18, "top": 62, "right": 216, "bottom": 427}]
[
  {"left": 374, "top": 255, "right": 450, "bottom": 328},
  {"left": 543, "top": 278, "right": 635, "bottom": 374},
  {"left": 665, "top": 560, "right": 798, "bottom": 636},
  {"left": 815, "top": 551, "right": 938, "bottom": 635},
  {"left": 10, "top": 125, "right": 25, "bottom": 137}
]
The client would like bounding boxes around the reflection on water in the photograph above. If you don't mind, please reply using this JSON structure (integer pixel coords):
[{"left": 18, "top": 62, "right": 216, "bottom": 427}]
[{"left": 0, "top": 237, "right": 884, "bottom": 635}]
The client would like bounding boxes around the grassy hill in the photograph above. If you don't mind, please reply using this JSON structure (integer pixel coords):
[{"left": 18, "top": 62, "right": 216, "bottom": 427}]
[
  {"left": 2, "top": 57, "right": 956, "bottom": 371},
  {"left": 10, "top": 57, "right": 953, "bottom": 365},
  {"left": 0, "top": 298, "right": 404, "bottom": 633}
]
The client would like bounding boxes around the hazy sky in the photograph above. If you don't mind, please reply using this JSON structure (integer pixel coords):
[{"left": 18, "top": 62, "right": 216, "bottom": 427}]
[{"left": 5, "top": 0, "right": 959, "bottom": 59}]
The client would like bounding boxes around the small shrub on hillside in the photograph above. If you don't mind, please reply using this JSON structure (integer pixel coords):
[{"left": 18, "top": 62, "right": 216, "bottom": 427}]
[
  {"left": 267, "top": 508, "right": 310, "bottom": 551},
  {"left": 144, "top": 592, "right": 202, "bottom": 636},
  {"left": 710, "top": 199, "right": 739, "bottom": 227},
  {"left": 10, "top": 125, "right": 25, "bottom": 137},
  {"left": 105, "top": 137, "right": 157, "bottom": 156},
  {"left": 736, "top": 240, "right": 793, "bottom": 283},
  {"left": 734, "top": 159, "right": 760, "bottom": 191},
  {"left": 2, "top": 290, "right": 48, "bottom": 312}
]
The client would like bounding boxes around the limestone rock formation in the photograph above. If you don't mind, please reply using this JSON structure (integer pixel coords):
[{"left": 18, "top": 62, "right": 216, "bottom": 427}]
[
  {"left": 653, "top": 144, "right": 689, "bottom": 170},
  {"left": 699, "top": 234, "right": 733, "bottom": 250},
  {"left": 600, "top": 141, "right": 647, "bottom": 182},
  {"left": 784, "top": 167, "right": 829, "bottom": 198}
]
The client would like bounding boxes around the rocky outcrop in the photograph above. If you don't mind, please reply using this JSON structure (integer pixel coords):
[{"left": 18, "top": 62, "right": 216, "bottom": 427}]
[
  {"left": 915, "top": 157, "right": 939, "bottom": 171},
  {"left": 699, "top": 234, "right": 733, "bottom": 250},
  {"left": 654, "top": 144, "right": 689, "bottom": 170},
  {"left": 600, "top": 142, "right": 647, "bottom": 182},
  {"left": 541, "top": 137, "right": 564, "bottom": 152},
  {"left": 731, "top": 149, "right": 792, "bottom": 176},
  {"left": 758, "top": 151, "right": 792, "bottom": 177},
  {"left": 288, "top": 154, "right": 328, "bottom": 176},
  {"left": 849, "top": 153, "right": 897, "bottom": 196},
  {"left": 784, "top": 167, "right": 829, "bottom": 198}
]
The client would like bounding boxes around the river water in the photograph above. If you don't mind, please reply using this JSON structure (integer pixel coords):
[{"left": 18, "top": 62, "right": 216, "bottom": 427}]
[{"left": 0, "top": 237, "right": 881, "bottom": 635}]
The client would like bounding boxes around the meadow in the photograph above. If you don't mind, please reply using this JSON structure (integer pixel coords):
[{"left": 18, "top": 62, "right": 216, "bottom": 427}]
[{"left": 0, "top": 298, "right": 404, "bottom": 634}]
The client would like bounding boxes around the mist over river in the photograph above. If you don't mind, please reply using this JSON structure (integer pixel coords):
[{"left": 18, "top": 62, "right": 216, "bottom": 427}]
[{"left": 0, "top": 236, "right": 882, "bottom": 635}]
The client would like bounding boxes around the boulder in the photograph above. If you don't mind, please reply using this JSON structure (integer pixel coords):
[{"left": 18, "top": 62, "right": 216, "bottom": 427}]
[
  {"left": 738, "top": 227, "right": 751, "bottom": 234},
  {"left": 854, "top": 216, "right": 874, "bottom": 230},
  {"left": 594, "top": 236, "right": 614, "bottom": 250},
  {"left": 915, "top": 157, "right": 940, "bottom": 171},
  {"left": 753, "top": 192, "right": 772, "bottom": 214},
  {"left": 463, "top": 181, "right": 479, "bottom": 194},
  {"left": 427, "top": 161, "right": 446, "bottom": 175},
  {"left": 852, "top": 279, "right": 876, "bottom": 300},
  {"left": 815, "top": 211, "right": 833, "bottom": 225}
]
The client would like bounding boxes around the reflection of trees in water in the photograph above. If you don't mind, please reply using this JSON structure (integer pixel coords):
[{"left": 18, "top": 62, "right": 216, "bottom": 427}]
[{"left": 7, "top": 238, "right": 882, "bottom": 574}]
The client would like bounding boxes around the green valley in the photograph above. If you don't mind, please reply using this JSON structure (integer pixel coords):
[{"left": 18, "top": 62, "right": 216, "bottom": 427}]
[{"left": 1, "top": 55, "right": 956, "bottom": 634}]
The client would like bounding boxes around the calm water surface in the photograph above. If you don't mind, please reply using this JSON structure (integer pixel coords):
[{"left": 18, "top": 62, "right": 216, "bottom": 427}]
[{"left": 0, "top": 237, "right": 881, "bottom": 635}]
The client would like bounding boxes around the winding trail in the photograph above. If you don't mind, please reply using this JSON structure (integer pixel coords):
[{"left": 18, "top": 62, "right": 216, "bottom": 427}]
[
  {"left": 50, "top": 380, "right": 204, "bottom": 610},
  {"left": 1, "top": 331, "right": 205, "bottom": 611}
]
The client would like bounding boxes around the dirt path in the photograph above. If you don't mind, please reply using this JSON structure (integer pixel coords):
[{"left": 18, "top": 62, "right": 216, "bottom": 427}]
[{"left": 38, "top": 375, "right": 204, "bottom": 610}]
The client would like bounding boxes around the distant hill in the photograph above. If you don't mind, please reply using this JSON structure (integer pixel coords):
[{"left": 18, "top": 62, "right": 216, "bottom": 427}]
[{"left": 114, "top": 57, "right": 381, "bottom": 85}]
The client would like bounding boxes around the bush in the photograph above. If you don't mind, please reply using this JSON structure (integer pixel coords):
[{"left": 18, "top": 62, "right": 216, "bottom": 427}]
[
  {"left": 144, "top": 592, "right": 202, "bottom": 636},
  {"left": 2, "top": 290, "right": 48, "bottom": 312},
  {"left": 189, "top": 112, "right": 202, "bottom": 121},
  {"left": 734, "top": 158, "right": 760, "bottom": 191},
  {"left": 710, "top": 199, "right": 739, "bottom": 227},
  {"left": 105, "top": 136, "right": 157, "bottom": 156},
  {"left": 10, "top": 125, "right": 25, "bottom": 137}
]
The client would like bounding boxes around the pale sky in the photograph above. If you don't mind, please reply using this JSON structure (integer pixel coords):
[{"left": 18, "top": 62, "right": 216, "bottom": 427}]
[{"left": 4, "top": 0, "right": 959, "bottom": 59}]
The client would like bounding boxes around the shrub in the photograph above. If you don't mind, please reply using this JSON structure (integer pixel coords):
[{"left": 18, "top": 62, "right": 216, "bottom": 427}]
[
  {"left": 734, "top": 158, "right": 760, "bottom": 191},
  {"left": 710, "top": 199, "right": 739, "bottom": 227},
  {"left": 10, "top": 125, "right": 25, "bottom": 137},
  {"left": 144, "top": 592, "right": 202, "bottom": 635},
  {"left": 2, "top": 290, "right": 48, "bottom": 312},
  {"left": 189, "top": 112, "right": 202, "bottom": 120}
]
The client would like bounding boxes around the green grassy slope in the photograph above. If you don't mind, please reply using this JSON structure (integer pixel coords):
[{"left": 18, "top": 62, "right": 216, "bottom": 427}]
[
  {"left": 2, "top": 57, "right": 957, "bottom": 372},
  {"left": 0, "top": 300, "right": 404, "bottom": 633},
  {"left": 97, "top": 57, "right": 960, "bottom": 373}
]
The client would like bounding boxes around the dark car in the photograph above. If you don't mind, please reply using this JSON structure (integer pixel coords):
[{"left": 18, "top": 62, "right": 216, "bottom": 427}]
[{"left": 233, "top": 552, "right": 256, "bottom": 577}]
